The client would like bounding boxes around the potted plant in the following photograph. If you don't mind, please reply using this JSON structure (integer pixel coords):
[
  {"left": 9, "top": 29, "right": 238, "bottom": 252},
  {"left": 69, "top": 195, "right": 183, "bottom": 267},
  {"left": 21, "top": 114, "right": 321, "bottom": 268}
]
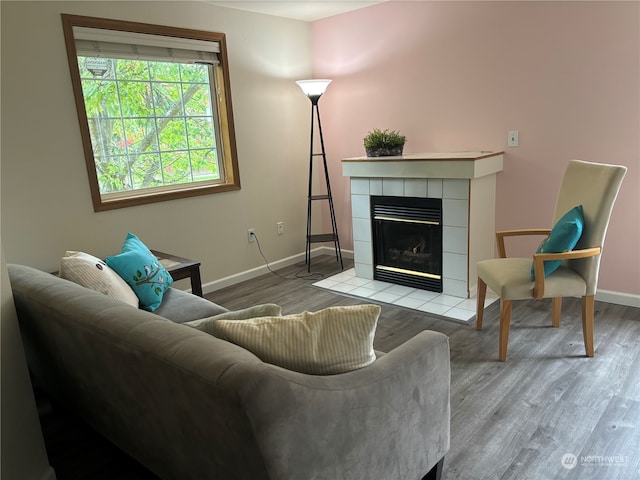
[{"left": 363, "top": 128, "right": 406, "bottom": 157}]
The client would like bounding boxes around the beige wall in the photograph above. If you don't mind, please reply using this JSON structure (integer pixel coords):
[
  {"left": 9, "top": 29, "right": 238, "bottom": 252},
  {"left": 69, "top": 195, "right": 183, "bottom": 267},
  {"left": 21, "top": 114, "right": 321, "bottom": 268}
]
[
  {"left": 1, "top": 1, "right": 314, "bottom": 287},
  {"left": 311, "top": 1, "right": 640, "bottom": 296}
]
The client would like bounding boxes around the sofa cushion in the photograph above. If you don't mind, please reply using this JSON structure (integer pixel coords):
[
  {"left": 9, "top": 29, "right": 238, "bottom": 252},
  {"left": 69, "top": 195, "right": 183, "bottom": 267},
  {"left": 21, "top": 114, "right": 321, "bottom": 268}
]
[
  {"left": 153, "top": 288, "right": 229, "bottom": 323},
  {"left": 212, "top": 304, "right": 381, "bottom": 375},
  {"left": 106, "top": 233, "right": 173, "bottom": 311},
  {"left": 59, "top": 251, "right": 139, "bottom": 307},
  {"left": 183, "top": 304, "right": 282, "bottom": 334}
]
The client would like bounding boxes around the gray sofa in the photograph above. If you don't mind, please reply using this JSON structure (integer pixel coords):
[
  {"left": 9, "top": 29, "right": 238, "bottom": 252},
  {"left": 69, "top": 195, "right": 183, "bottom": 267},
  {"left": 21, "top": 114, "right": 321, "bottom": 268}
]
[{"left": 9, "top": 263, "right": 450, "bottom": 480}]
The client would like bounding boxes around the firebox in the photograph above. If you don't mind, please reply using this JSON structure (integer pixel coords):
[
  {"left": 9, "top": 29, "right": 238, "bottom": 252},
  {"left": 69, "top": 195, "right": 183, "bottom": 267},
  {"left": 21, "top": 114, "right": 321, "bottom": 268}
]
[{"left": 371, "top": 195, "right": 442, "bottom": 292}]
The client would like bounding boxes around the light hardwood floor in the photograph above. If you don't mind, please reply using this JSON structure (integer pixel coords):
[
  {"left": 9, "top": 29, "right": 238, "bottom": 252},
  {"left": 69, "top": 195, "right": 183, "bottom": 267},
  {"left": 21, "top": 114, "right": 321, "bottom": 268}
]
[
  {"left": 210, "top": 256, "right": 640, "bottom": 480},
  {"left": 39, "top": 255, "right": 640, "bottom": 479}
]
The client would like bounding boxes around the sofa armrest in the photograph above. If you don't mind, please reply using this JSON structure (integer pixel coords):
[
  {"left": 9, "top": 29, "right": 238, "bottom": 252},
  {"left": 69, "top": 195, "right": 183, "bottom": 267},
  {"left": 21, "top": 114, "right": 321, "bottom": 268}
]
[{"left": 225, "top": 330, "right": 450, "bottom": 480}]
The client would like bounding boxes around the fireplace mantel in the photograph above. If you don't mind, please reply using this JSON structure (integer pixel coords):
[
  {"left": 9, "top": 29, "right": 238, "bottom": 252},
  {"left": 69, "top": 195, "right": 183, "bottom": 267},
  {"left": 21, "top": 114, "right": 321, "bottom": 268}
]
[
  {"left": 342, "top": 151, "right": 504, "bottom": 299},
  {"left": 342, "top": 151, "right": 504, "bottom": 180}
]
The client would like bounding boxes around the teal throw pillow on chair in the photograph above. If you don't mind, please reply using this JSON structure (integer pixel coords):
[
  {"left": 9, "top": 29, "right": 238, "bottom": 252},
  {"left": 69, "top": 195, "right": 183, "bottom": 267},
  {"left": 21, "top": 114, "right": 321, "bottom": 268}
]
[
  {"left": 107, "top": 233, "right": 173, "bottom": 311},
  {"left": 530, "top": 205, "right": 584, "bottom": 281}
]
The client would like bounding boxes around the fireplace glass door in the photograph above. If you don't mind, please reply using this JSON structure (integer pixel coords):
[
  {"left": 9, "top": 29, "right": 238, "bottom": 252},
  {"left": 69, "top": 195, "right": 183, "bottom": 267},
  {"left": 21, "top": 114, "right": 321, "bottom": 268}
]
[{"left": 371, "top": 196, "right": 442, "bottom": 292}]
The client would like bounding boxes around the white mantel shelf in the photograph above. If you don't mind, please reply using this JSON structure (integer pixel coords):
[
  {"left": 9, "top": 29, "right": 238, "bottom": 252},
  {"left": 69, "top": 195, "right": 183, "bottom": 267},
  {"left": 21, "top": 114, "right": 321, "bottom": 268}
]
[{"left": 342, "top": 151, "right": 504, "bottom": 179}]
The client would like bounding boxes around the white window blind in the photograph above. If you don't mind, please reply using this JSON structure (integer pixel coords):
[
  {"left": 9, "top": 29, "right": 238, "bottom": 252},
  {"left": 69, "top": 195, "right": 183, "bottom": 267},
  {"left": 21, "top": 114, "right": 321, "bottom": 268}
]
[{"left": 73, "top": 26, "right": 219, "bottom": 64}]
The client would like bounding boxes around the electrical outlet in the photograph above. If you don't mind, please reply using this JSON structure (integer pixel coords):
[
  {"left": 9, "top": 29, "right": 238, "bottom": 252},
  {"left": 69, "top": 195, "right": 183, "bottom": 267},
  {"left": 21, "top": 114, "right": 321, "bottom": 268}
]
[
  {"left": 277, "top": 222, "right": 284, "bottom": 235},
  {"left": 247, "top": 228, "right": 256, "bottom": 243},
  {"left": 508, "top": 130, "right": 519, "bottom": 147}
]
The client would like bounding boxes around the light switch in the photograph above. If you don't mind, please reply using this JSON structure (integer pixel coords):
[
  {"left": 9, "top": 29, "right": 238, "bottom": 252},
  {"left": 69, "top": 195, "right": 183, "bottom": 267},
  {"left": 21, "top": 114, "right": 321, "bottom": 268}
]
[{"left": 508, "top": 131, "right": 519, "bottom": 147}]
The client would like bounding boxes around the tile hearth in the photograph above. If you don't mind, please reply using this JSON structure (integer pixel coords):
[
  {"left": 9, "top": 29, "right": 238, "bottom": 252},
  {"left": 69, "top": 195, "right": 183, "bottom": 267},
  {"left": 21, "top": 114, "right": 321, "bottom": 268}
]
[{"left": 314, "top": 268, "right": 498, "bottom": 325}]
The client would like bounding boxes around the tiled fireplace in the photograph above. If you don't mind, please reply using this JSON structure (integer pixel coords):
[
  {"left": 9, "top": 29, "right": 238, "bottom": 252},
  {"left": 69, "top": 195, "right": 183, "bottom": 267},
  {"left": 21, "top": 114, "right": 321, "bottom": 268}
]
[{"left": 342, "top": 152, "right": 504, "bottom": 299}]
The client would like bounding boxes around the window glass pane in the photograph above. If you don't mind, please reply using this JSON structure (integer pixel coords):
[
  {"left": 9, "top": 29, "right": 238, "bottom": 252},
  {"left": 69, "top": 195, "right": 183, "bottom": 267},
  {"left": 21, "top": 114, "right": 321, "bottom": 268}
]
[
  {"left": 131, "top": 153, "right": 162, "bottom": 188},
  {"left": 153, "top": 82, "right": 185, "bottom": 117},
  {"left": 95, "top": 155, "right": 130, "bottom": 193},
  {"left": 82, "top": 79, "right": 119, "bottom": 118},
  {"left": 190, "top": 149, "right": 220, "bottom": 179},
  {"left": 158, "top": 119, "right": 188, "bottom": 151},
  {"left": 78, "top": 56, "right": 220, "bottom": 195},
  {"left": 149, "top": 62, "right": 180, "bottom": 82},
  {"left": 117, "top": 81, "right": 155, "bottom": 117},
  {"left": 87, "top": 118, "right": 117, "bottom": 155},
  {"left": 115, "top": 59, "right": 149, "bottom": 81},
  {"left": 180, "top": 63, "right": 209, "bottom": 83},
  {"left": 186, "top": 117, "right": 215, "bottom": 148},
  {"left": 185, "top": 84, "right": 213, "bottom": 116},
  {"left": 161, "top": 151, "right": 192, "bottom": 184},
  {"left": 111, "top": 122, "right": 129, "bottom": 155},
  {"left": 122, "top": 118, "right": 159, "bottom": 153}
]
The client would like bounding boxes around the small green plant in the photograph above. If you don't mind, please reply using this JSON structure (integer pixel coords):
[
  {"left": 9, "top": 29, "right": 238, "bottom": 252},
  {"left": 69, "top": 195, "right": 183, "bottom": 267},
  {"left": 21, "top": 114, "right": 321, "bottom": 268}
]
[
  {"left": 363, "top": 128, "right": 406, "bottom": 157},
  {"left": 363, "top": 128, "right": 406, "bottom": 149}
]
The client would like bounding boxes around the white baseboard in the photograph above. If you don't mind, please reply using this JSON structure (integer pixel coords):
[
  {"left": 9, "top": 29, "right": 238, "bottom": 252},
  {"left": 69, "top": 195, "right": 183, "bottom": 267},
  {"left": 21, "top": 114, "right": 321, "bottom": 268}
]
[
  {"left": 203, "top": 247, "right": 353, "bottom": 294},
  {"left": 596, "top": 289, "right": 640, "bottom": 308}
]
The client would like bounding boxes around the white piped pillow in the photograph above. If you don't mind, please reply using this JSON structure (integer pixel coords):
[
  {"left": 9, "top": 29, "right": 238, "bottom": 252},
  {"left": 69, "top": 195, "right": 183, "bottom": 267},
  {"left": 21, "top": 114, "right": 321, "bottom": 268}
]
[
  {"left": 59, "top": 251, "right": 139, "bottom": 308},
  {"left": 212, "top": 305, "right": 381, "bottom": 375}
]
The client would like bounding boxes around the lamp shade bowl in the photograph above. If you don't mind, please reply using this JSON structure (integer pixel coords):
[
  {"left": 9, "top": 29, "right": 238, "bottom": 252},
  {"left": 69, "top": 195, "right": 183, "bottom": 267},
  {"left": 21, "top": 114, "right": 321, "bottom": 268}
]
[{"left": 296, "top": 79, "right": 332, "bottom": 97}]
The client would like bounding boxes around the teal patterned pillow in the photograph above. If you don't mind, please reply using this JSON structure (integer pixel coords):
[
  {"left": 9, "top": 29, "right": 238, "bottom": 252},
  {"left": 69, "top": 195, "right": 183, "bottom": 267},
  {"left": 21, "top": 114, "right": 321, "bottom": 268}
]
[
  {"left": 107, "top": 233, "right": 173, "bottom": 311},
  {"left": 530, "top": 205, "right": 584, "bottom": 281}
]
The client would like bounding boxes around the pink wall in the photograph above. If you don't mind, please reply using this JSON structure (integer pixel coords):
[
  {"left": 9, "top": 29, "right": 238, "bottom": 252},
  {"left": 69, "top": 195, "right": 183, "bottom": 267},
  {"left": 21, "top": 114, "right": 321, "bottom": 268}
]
[{"left": 311, "top": 1, "right": 639, "bottom": 296}]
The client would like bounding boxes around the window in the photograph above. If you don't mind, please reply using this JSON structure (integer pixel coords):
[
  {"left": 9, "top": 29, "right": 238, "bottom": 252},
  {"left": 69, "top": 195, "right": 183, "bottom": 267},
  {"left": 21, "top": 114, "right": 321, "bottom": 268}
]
[{"left": 61, "top": 14, "right": 240, "bottom": 211}]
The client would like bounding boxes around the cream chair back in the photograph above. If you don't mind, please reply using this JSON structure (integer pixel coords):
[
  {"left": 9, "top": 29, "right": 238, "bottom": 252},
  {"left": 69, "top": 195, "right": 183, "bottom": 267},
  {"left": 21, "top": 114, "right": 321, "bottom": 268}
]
[{"left": 553, "top": 160, "right": 627, "bottom": 295}]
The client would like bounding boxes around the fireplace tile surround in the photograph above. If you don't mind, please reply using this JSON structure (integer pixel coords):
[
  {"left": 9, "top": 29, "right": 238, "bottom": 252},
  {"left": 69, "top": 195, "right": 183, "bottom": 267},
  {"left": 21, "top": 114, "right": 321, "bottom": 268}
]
[
  {"left": 342, "top": 151, "right": 504, "bottom": 299},
  {"left": 352, "top": 176, "right": 469, "bottom": 296}
]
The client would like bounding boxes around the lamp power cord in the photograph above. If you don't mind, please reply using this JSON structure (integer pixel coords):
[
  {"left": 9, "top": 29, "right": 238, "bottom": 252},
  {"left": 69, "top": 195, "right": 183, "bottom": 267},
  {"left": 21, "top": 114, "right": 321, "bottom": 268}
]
[{"left": 250, "top": 230, "right": 325, "bottom": 281}]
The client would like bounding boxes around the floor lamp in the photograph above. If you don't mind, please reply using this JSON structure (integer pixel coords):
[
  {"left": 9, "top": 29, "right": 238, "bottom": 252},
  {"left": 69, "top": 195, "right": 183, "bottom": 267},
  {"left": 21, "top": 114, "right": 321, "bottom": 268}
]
[{"left": 296, "top": 79, "right": 343, "bottom": 273}]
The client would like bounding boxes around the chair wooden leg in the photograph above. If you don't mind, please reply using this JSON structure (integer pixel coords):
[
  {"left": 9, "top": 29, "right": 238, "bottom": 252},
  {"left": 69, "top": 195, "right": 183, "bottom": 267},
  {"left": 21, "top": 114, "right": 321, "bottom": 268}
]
[
  {"left": 551, "top": 297, "right": 562, "bottom": 327},
  {"left": 476, "top": 278, "right": 487, "bottom": 331},
  {"left": 499, "top": 300, "right": 512, "bottom": 361},
  {"left": 582, "top": 295, "right": 595, "bottom": 357}
]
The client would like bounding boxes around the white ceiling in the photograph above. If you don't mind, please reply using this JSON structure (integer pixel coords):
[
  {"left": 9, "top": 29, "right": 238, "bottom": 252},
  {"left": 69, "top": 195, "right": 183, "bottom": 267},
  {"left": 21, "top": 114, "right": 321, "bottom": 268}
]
[{"left": 206, "top": 0, "right": 385, "bottom": 22}]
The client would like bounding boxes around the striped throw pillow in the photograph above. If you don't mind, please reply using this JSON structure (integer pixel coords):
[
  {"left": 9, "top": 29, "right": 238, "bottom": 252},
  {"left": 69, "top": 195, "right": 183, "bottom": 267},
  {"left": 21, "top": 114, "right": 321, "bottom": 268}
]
[
  {"left": 183, "top": 304, "right": 283, "bottom": 335},
  {"left": 212, "top": 305, "right": 381, "bottom": 375}
]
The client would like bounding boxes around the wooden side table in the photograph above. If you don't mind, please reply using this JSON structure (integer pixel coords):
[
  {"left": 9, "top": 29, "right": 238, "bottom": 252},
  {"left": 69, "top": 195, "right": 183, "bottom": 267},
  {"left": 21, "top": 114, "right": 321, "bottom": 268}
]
[{"left": 151, "top": 250, "right": 203, "bottom": 297}]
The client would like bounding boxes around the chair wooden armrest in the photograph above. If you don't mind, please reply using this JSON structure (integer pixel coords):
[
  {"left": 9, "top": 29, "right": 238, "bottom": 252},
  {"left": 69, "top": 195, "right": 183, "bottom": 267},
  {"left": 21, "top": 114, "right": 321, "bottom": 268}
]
[
  {"left": 532, "top": 247, "right": 601, "bottom": 298},
  {"left": 496, "top": 228, "right": 551, "bottom": 258}
]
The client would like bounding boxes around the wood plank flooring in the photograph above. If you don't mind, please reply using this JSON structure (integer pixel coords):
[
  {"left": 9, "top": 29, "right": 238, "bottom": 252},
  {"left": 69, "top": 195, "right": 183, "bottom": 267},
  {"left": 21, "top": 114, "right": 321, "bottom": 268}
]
[{"left": 38, "top": 255, "right": 640, "bottom": 479}]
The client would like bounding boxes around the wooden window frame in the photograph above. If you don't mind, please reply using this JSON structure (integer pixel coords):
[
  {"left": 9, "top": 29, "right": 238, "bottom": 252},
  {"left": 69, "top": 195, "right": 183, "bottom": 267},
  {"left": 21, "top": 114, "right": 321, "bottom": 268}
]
[{"left": 61, "top": 14, "right": 240, "bottom": 212}]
